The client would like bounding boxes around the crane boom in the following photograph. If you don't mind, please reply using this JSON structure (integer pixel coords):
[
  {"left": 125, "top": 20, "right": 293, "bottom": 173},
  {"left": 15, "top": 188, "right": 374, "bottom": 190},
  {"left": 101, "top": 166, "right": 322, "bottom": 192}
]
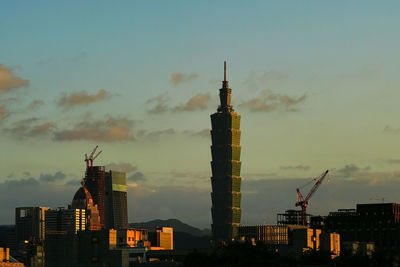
[
  {"left": 304, "top": 170, "right": 329, "bottom": 202},
  {"left": 295, "top": 170, "right": 329, "bottom": 225}
]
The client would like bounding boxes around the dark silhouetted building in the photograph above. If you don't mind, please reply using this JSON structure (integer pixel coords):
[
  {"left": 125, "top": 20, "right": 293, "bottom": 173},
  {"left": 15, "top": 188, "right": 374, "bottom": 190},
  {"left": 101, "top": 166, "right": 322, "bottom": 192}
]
[
  {"left": 15, "top": 207, "right": 49, "bottom": 267},
  {"left": 84, "top": 166, "right": 106, "bottom": 228},
  {"left": 15, "top": 207, "right": 49, "bottom": 245},
  {"left": 45, "top": 208, "right": 86, "bottom": 235},
  {"left": 311, "top": 203, "right": 400, "bottom": 251},
  {"left": 105, "top": 171, "right": 128, "bottom": 230},
  {"left": 210, "top": 62, "right": 242, "bottom": 242}
]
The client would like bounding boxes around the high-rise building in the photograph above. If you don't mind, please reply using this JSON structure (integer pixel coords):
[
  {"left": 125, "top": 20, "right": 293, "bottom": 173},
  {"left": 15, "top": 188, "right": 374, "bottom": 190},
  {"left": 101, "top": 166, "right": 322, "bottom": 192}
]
[
  {"left": 84, "top": 166, "right": 106, "bottom": 228},
  {"left": 15, "top": 207, "right": 49, "bottom": 267},
  {"left": 15, "top": 207, "right": 49, "bottom": 245},
  {"left": 71, "top": 186, "right": 101, "bottom": 230},
  {"left": 210, "top": 62, "right": 242, "bottom": 242},
  {"left": 105, "top": 171, "right": 128, "bottom": 230},
  {"left": 45, "top": 208, "right": 86, "bottom": 235}
]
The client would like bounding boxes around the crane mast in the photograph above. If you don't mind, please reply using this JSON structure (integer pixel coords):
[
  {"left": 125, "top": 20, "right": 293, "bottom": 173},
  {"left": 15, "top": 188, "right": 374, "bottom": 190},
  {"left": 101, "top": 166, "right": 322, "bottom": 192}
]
[{"left": 295, "top": 170, "right": 329, "bottom": 225}]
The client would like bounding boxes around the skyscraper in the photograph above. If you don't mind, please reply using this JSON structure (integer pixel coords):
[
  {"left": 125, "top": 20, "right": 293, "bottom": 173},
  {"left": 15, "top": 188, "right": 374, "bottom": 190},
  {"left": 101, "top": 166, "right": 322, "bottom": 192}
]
[
  {"left": 210, "top": 62, "right": 242, "bottom": 242},
  {"left": 105, "top": 170, "right": 128, "bottom": 230},
  {"left": 84, "top": 166, "right": 106, "bottom": 228}
]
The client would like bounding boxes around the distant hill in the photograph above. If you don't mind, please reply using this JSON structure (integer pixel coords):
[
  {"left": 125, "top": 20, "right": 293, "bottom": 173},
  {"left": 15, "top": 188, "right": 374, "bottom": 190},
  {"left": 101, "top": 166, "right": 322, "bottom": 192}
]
[
  {"left": 129, "top": 219, "right": 212, "bottom": 249},
  {"left": 129, "top": 218, "right": 210, "bottom": 237}
]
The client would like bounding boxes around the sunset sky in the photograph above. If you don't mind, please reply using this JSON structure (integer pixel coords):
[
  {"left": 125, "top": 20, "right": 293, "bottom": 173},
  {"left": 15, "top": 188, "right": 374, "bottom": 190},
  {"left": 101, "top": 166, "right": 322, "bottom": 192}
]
[{"left": 1, "top": 1, "right": 400, "bottom": 228}]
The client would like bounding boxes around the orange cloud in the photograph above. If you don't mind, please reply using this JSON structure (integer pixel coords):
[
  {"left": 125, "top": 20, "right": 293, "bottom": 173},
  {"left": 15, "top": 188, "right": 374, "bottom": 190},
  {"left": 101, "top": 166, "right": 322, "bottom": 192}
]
[
  {"left": 0, "top": 64, "right": 29, "bottom": 93},
  {"left": 173, "top": 93, "right": 211, "bottom": 111},
  {"left": 171, "top": 72, "right": 197, "bottom": 86},
  {"left": 58, "top": 89, "right": 108, "bottom": 108},
  {"left": 54, "top": 116, "right": 134, "bottom": 142}
]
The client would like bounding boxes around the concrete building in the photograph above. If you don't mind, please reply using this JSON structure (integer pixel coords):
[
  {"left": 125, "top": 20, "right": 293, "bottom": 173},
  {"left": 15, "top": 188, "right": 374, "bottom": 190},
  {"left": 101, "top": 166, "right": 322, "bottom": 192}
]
[
  {"left": 149, "top": 227, "right": 173, "bottom": 250},
  {"left": 239, "top": 225, "right": 339, "bottom": 258},
  {"left": 210, "top": 62, "right": 242, "bottom": 243},
  {"left": 105, "top": 171, "right": 128, "bottom": 230},
  {"left": 311, "top": 203, "right": 400, "bottom": 251},
  {"left": 116, "top": 229, "right": 150, "bottom": 248}
]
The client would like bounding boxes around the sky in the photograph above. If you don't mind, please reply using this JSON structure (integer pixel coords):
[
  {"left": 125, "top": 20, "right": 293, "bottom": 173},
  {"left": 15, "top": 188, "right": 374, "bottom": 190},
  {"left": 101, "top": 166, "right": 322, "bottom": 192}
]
[{"left": 1, "top": 1, "right": 400, "bottom": 229}]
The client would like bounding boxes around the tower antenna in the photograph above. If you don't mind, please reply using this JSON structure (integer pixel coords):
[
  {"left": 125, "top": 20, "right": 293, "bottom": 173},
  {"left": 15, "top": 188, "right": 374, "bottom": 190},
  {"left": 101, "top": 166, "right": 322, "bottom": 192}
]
[{"left": 224, "top": 61, "right": 227, "bottom": 81}]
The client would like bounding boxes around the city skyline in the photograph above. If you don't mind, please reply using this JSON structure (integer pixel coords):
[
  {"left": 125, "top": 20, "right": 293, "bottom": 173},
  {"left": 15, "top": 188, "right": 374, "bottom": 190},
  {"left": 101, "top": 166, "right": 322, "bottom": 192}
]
[{"left": 2, "top": 1, "right": 400, "bottom": 228}]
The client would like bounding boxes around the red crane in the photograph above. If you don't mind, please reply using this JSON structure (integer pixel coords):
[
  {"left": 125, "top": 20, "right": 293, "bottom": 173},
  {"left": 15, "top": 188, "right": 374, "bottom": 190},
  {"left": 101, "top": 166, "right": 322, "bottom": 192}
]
[
  {"left": 84, "top": 145, "right": 102, "bottom": 167},
  {"left": 295, "top": 170, "right": 329, "bottom": 225}
]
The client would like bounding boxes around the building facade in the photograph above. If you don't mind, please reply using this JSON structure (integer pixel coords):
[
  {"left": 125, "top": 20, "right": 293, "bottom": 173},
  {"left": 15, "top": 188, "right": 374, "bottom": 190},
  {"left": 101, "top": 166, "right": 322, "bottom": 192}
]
[
  {"left": 210, "top": 62, "right": 242, "bottom": 242},
  {"left": 84, "top": 166, "right": 106, "bottom": 229},
  {"left": 45, "top": 208, "right": 86, "bottom": 235},
  {"left": 105, "top": 171, "right": 128, "bottom": 230}
]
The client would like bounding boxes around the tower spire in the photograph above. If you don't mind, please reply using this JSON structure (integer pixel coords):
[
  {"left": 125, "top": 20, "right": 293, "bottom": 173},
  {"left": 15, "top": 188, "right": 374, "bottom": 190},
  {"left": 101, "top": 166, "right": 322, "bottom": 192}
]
[
  {"left": 224, "top": 61, "right": 227, "bottom": 82},
  {"left": 219, "top": 61, "right": 233, "bottom": 112}
]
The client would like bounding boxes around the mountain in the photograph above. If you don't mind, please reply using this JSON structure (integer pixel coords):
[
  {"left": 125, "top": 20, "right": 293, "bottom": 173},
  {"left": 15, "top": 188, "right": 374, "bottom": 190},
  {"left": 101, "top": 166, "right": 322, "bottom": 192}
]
[{"left": 129, "top": 218, "right": 210, "bottom": 237}]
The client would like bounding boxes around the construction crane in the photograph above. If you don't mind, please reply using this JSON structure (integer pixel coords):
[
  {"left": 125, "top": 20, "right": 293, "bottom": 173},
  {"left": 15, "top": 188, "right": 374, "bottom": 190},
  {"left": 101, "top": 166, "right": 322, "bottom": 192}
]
[
  {"left": 84, "top": 145, "right": 102, "bottom": 167},
  {"left": 295, "top": 170, "right": 329, "bottom": 225}
]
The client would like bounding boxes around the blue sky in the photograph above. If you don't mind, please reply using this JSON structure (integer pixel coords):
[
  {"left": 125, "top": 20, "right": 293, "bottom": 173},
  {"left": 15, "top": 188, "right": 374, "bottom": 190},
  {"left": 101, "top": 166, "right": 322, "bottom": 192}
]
[{"left": 1, "top": 1, "right": 400, "bottom": 228}]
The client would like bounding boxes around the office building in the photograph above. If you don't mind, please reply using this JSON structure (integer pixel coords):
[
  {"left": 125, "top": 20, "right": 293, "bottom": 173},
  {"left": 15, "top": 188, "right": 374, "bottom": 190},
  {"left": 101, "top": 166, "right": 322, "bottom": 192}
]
[
  {"left": 148, "top": 227, "right": 173, "bottom": 250},
  {"left": 84, "top": 166, "right": 106, "bottom": 228},
  {"left": 105, "top": 171, "right": 128, "bottom": 230},
  {"left": 45, "top": 208, "right": 86, "bottom": 235},
  {"left": 71, "top": 186, "right": 101, "bottom": 230},
  {"left": 210, "top": 62, "right": 242, "bottom": 242},
  {"left": 15, "top": 207, "right": 49, "bottom": 245}
]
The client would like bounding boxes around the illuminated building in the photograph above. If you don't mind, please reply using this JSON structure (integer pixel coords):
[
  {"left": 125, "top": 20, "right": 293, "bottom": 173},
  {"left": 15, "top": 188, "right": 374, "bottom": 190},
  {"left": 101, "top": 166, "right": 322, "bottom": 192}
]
[
  {"left": 84, "top": 166, "right": 106, "bottom": 229},
  {"left": 105, "top": 171, "right": 128, "bottom": 230},
  {"left": 210, "top": 62, "right": 242, "bottom": 242}
]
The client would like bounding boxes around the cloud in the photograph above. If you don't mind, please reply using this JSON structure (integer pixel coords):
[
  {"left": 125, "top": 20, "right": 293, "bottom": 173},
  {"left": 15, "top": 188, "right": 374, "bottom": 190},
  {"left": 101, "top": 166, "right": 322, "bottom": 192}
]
[
  {"left": 335, "top": 164, "right": 360, "bottom": 179},
  {"left": 280, "top": 165, "right": 311, "bottom": 171},
  {"left": 0, "top": 106, "right": 7, "bottom": 120},
  {"left": 39, "top": 171, "right": 66, "bottom": 182},
  {"left": 54, "top": 116, "right": 135, "bottom": 142},
  {"left": 106, "top": 162, "right": 137, "bottom": 173},
  {"left": 128, "top": 172, "right": 146, "bottom": 182},
  {"left": 147, "top": 93, "right": 211, "bottom": 114},
  {"left": 383, "top": 125, "right": 400, "bottom": 133},
  {"left": 58, "top": 89, "right": 108, "bottom": 108},
  {"left": 171, "top": 73, "right": 197, "bottom": 86},
  {"left": 385, "top": 159, "right": 400, "bottom": 164},
  {"left": 0, "top": 64, "right": 29, "bottom": 93},
  {"left": 173, "top": 93, "right": 211, "bottom": 112},
  {"left": 65, "top": 179, "right": 82, "bottom": 187},
  {"left": 239, "top": 90, "right": 307, "bottom": 112},
  {"left": 146, "top": 94, "right": 169, "bottom": 114},
  {"left": 4, "top": 118, "right": 55, "bottom": 138},
  {"left": 143, "top": 128, "right": 175, "bottom": 140},
  {"left": 182, "top": 128, "right": 210, "bottom": 138},
  {"left": 2, "top": 177, "right": 39, "bottom": 187},
  {"left": 27, "top": 100, "right": 44, "bottom": 111}
]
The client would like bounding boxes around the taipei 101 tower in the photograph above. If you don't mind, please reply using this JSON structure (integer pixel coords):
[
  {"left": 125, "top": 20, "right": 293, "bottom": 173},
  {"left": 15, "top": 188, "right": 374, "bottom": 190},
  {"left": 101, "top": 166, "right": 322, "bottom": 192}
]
[{"left": 210, "top": 62, "right": 242, "bottom": 242}]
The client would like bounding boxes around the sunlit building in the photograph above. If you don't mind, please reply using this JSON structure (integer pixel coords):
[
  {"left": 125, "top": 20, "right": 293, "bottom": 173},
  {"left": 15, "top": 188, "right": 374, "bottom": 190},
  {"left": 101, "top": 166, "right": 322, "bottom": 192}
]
[
  {"left": 105, "top": 171, "right": 128, "bottom": 230},
  {"left": 210, "top": 62, "right": 242, "bottom": 242}
]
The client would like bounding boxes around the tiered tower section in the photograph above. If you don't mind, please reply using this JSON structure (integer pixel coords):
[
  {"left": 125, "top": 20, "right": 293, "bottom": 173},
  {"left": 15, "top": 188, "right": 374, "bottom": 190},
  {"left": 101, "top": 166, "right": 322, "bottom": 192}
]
[{"left": 210, "top": 62, "right": 242, "bottom": 242}]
